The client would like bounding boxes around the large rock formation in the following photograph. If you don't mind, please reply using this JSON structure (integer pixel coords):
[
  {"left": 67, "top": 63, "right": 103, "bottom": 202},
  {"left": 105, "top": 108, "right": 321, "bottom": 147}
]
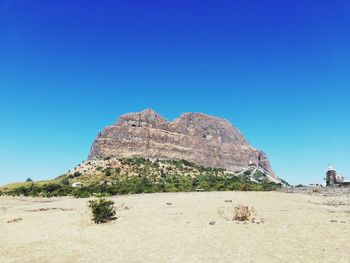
[{"left": 88, "top": 109, "right": 275, "bottom": 178}]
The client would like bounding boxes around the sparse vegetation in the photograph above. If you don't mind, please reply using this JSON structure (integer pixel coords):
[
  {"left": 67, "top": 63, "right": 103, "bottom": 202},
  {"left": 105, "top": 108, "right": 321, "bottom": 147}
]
[
  {"left": 324, "top": 200, "right": 346, "bottom": 207},
  {"left": 88, "top": 198, "right": 116, "bottom": 224}
]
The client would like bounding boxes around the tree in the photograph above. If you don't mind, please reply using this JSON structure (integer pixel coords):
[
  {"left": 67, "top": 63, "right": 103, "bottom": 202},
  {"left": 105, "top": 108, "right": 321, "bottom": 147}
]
[{"left": 26, "top": 178, "right": 33, "bottom": 182}]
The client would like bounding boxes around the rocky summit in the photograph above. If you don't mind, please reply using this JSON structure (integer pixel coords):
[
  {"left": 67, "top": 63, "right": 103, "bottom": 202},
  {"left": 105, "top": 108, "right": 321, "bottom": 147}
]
[{"left": 88, "top": 109, "right": 275, "bottom": 178}]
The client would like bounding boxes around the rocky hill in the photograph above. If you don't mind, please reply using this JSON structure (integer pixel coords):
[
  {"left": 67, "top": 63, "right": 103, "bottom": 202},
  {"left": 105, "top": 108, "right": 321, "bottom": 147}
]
[
  {"left": 89, "top": 109, "right": 275, "bottom": 178},
  {"left": 0, "top": 110, "right": 282, "bottom": 197}
]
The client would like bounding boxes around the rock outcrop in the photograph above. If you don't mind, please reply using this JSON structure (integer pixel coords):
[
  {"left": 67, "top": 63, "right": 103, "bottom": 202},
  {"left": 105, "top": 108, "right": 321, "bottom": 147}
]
[{"left": 88, "top": 109, "right": 275, "bottom": 178}]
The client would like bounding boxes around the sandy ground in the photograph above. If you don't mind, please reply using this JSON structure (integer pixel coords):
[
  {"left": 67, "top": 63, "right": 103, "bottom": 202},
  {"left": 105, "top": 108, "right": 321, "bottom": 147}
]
[{"left": 1, "top": 191, "right": 350, "bottom": 263}]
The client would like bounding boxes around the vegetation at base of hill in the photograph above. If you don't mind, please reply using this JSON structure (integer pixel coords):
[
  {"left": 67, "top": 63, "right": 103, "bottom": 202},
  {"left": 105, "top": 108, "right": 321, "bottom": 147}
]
[
  {"left": 0, "top": 158, "right": 281, "bottom": 198},
  {"left": 0, "top": 176, "right": 280, "bottom": 198}
]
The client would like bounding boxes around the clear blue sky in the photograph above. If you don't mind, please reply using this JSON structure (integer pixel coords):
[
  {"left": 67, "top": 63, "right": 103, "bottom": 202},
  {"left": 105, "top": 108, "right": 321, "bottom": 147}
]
[{"left": 0, "top": 0, "right": 349, "bottom": 186}]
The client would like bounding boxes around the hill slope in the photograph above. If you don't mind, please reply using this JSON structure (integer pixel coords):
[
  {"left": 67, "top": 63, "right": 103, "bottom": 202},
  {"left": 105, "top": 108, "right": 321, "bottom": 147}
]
[{"left": 1, "top": 158, "right": 282, "bottom": 197}]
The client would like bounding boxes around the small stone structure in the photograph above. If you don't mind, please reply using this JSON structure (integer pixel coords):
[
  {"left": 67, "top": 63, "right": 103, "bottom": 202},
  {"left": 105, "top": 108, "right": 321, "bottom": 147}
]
[
  {"left": 325, "top": 165, "right": 349, "bottom": 187},
  {"left": 326, "top": 166, "right": 337, "bottom": 186}
]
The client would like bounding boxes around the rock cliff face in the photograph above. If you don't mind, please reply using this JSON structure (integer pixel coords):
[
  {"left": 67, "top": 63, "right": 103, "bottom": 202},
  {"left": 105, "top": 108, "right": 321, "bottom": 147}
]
[{"left": 88, "top": 109, "right": 275, "bottom": 178}]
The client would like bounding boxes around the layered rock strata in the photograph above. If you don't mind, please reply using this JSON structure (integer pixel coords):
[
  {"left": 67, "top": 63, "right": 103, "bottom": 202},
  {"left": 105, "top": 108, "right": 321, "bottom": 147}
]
[{"left": 88, "top": 109, "right": 275, "bottom": 178}]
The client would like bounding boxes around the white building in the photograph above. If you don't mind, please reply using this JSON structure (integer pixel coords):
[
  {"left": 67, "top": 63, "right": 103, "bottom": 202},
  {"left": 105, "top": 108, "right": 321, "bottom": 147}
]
[{"left": 72, "top": 182, "right": 84, "bottom": 188}]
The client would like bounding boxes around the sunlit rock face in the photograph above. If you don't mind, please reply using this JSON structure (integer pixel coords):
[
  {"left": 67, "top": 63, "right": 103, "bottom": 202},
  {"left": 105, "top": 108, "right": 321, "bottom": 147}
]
[{"left": 88, "top": 109, "right": 275, "bottom": 178}]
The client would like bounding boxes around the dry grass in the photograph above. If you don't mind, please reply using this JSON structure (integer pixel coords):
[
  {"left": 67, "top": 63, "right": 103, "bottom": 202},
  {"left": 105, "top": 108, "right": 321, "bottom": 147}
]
[
  {"left": 324, "top": 200, "right": 349, "bottom": 207},
  {"left": 217, "top": 204, "right": 257, "bottom": 222},
  {"left": 233, "top": 205, "right": 256, "bottom": 221}
]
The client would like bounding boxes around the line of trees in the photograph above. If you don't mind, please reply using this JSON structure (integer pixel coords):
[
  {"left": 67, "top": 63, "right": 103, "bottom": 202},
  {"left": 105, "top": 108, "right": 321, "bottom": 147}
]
[{"left": 1, "top": 174, "right": 280, "bottom": 198}]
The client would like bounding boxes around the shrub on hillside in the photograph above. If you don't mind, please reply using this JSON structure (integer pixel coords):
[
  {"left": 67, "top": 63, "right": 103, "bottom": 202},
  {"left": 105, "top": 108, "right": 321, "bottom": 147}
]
[
  {"left": 60, "top": 177, "right": 70, "bottom": 185},
  {"left": 73, "top": 171, "right": 82, "bottom": 177},
  {"left": 88, "top": 198, "right": 116, "bottom": 224},
  {"left": 104, "top": 168, "right": 112, "bottom": 177}
]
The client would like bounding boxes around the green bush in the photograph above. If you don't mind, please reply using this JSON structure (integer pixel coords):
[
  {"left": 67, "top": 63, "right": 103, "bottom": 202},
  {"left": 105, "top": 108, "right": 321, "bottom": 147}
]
[
  {"left": 60, "top": 177, "right": 70, "bottom": 185},
  {"left": 94, "top": 192, "right": 110, "bottom": 198},
  {"left": 199, "top": 181, "right": 210, "bottom": 191},
  {"left": 88, "top": 198, "right": 116, "bottom": 224},
  {"left": 104, "top": 168, "right": 112, "bottom": 177},
  {"left": 73, "top": 171, "right": 82, "bottom": 177},
  {"left": 74, "top": 191, "right": 90, "bottom": 198}
]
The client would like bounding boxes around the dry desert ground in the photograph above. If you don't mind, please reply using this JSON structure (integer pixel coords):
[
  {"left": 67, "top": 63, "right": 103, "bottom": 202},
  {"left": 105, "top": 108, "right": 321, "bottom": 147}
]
[{"left": 1, "top": 191, "right": 350, "bottom": 263}]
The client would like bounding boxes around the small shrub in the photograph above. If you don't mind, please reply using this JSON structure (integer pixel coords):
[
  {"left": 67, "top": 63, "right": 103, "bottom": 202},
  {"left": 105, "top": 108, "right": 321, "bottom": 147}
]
[
  {"left": 73, "top": 172, "right": 82, "bottom": 177},
  {"left": 88, "top": 198, "right": 116, "bottom": 224},
  {"left": 60, "top": 177, "right": 70, "bottom": 185},
  {"left": 233, "top": 205, "right": 256, "bottom": 221},
  {"left": 104, "top": 168, "right": 112, "bottom": 177}
]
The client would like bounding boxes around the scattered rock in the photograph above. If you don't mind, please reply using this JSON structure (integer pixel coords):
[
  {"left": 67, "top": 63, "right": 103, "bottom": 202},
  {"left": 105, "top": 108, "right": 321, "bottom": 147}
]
[
  {"left": 25, "top": 208, "right": 74, "bottom": 212},
  {"left": 209, "top": 221, "right": 216, "bottom": 225},
  {"left": 330, "top": 220, "right": 338, "bottom": 223},
  {"left": 224, "top": 200, "right": 232, "bottom": 203},
  {"left": 7, "top": 217, "right": 22, "bottom": 223},
  {"left": 166, "top": 203, "right": 172, "bottom": 206}
]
